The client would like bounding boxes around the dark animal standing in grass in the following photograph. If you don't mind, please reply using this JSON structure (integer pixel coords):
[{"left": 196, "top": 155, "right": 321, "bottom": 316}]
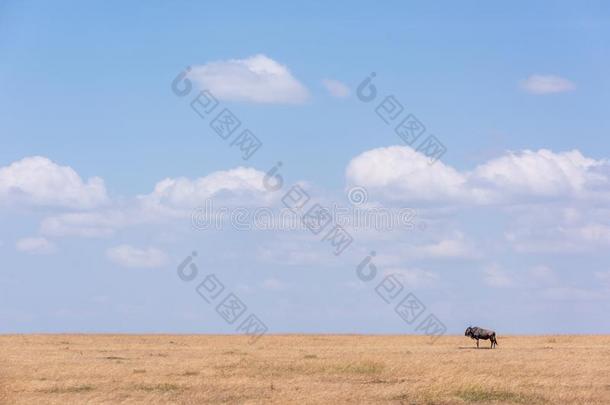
[{"left": 465, "top": 326, "right": 498, "bottom": 349}]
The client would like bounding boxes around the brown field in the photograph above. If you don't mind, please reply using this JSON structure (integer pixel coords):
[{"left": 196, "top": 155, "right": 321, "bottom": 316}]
[{"left": 1, "top": 335, "right": 609, "bottom": 404}]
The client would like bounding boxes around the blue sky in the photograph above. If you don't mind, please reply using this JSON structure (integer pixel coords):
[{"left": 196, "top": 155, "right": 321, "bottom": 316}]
[{"left": 1, "top": 1, "right": 610, "bottom": 335}]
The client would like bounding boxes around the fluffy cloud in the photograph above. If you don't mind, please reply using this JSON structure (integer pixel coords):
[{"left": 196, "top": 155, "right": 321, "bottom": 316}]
[
  {"left": 346, "top": 146, "right": 610, "bottom": 205},
  {"left": 189, "top": 54, "right": 309, "bottom": 104},
  {"left": 0, "top": 156, "right": 108, "bottom": 209},
  {"left": 106, "top": 245, "right": 168, "bottom": 268},
  {"left": 15, "top": 237, "right": 56, "bottom": 255},
  {"left": 39, "top": 167, "right": 275, "bottom": 238},
  {"left": 520, "top": 75, "right": 576, "bottom": 94},
  {"left": 473, "top": 149, "right": 605, "bottom": 199},
  {"left": 322, "top": 79, "right": 350, "bottom": 98},
  {"left": 140, "top": 167, "right": 272, "bottom": 210},
  {"left": 346, "top": 146, "right": 468, "bottom": 203}
]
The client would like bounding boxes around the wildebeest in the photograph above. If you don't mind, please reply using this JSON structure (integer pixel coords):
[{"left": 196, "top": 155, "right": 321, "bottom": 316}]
[{"left": 465, "top": 326, "right": 498, "bottom": 348}]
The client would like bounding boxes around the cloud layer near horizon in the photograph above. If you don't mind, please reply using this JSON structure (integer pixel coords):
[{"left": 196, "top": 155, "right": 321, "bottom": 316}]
[
  {"left": 4, "top": 147, "right": 610, "bottom": 244},
  {"left": 2, "top": 146, "right": 609, "bottom": 332}
]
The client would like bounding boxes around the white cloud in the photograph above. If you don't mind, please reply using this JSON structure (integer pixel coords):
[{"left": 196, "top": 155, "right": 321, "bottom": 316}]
[
  {"left": 505, "top": 210, "right": 610, "bottom": 253},
  {"left": 106, "top": 245, "right": 168, "bottom": 269},
  {"left": 473, "top": 149, "right": 605, "bottom": 199},
  {"left": 369, "top": 232, "right": 480, "bottom": 270},
  {"left": 322, "top": 79, "right": 350, "bottom": 98},
  {"left": 39, "top": 167, "right": 276, "bottom": 238},
  {"left": 0, "top": 156, "right": 108, "bottom": 209},
  {"left": 481, "top": 262, "right": 605, "bottom": 299},
  {"left": 383, "top": 268, "right": 438, "bottom": 287},
  {"left": 140, "top": 166, "right": 271, "bottom": 210},
  {"left": 417, "top": 236, "right": 478, "bottom": 259},
  {"left": 346, "top": 146, "right": 469, "bottom": 203},
  {"left": 483, "top": 264, "right": 513, "bottom": 287},
  {"left": 15, "top": 237, "right": 56, "bottom": 255},
  {"left": 189, "top": 54, "right": 309, "bottom": 104},
  {"left": 577, "top": 224, "right": 610, "bottom": 244},
  {"left": 346, "top": 146, "right": 610, "bottom": 205},
  {"left": 520, "top": 74, "right": 575, "bottom": 95},
  {"left": 261, "top": 278, "right": 288, "bottom": 291},
  {"left": 40, "top": 211, "right": 129, "bottom": 238}
]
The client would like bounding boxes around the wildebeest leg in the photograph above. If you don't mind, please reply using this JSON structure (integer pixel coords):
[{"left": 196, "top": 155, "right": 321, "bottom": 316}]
[{"left": 476, "top": 339, "right": 479, "bottom": 348}]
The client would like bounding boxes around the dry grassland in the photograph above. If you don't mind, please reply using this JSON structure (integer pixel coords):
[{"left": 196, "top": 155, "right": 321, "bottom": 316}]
[{"left": 1, "top": 334, "right": 609, "bottom": 404}]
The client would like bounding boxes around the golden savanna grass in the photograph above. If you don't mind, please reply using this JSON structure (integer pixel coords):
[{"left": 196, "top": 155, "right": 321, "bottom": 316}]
[{"left": 1, "top": 335, "right": 609, "bottom": 404}]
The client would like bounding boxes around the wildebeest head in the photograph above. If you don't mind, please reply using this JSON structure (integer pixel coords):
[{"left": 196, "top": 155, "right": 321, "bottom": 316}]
[{"left": 465, "top": 326, "right": 473, "bottom": 337}]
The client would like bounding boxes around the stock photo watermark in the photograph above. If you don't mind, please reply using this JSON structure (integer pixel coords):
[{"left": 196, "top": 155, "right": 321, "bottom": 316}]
[
  {"left": 171, "top": 67, "right": 441, "bottom": 340},
  {"left": 281, "top": 184, "right": 354, "bottom": 256},
  {"left": 171, "top": 67, "right": 263, "bottom": 161},
  {"left": 356, "top": 72, "right": 447, "bottom": 165},
  {"left": 176, "top": 251, "right": 268, "bottom": 344},
  {"left": 272, "top": 176, "right": 444, "bottom": 340},
  {"left": 190, "top": 200, "right": 418, "bottom": 232},
  {"left": 356, "top": 252, "right": 447, "bottom": 342}
]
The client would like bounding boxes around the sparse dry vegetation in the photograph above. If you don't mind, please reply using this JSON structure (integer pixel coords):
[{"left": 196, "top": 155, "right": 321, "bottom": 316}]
[{"left": 0, "top": 335, "right": 608, "bottom": 404}]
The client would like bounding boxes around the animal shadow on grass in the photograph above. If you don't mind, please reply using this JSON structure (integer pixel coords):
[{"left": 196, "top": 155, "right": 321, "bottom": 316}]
[
  {"left": 39, "top": 385, "right": 95, "bottom": 394},
  {"left": 456, "top": 386, "right": 546, "bottom": 404},
  {"left": 135, "top": 383, "right": 184, "bottom": 393}
]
